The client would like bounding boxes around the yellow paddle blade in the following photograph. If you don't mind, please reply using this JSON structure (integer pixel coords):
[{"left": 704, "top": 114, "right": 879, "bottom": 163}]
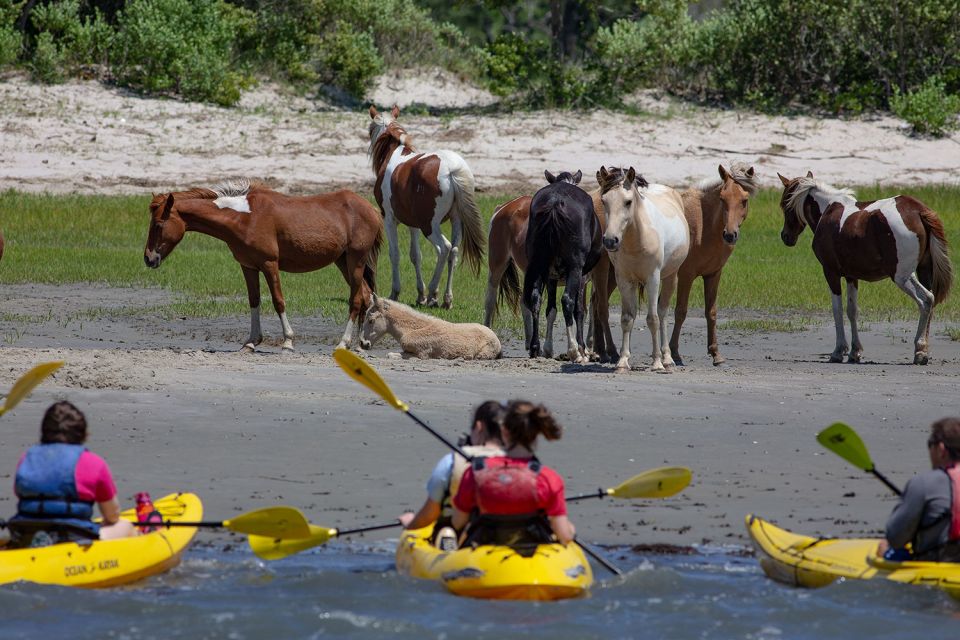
[
  {"left": 817, "top": 422, "right": 874, "bottom": 472},
  {"left": 0, "top": 361, "right": 64, "bottom": 417},
  {"left": 333, "top": 348, "right": 408, "bottom": 412},
  {"left": 223, "top": 506, "right": 312, "bottom": 538},
  {"left": 608, "top": 466, "right": 692, "bottom": 499},
  {"left": 248, "top": 524, "right": 338, "bottom": 561}
]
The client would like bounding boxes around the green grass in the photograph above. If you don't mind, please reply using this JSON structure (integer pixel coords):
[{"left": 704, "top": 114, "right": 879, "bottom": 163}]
[
  {"left": 719, "top": 318, "right": 814, "bottom": 333},
  {"left": 2, "top": 185, "right": 960, "bottom": 332}
]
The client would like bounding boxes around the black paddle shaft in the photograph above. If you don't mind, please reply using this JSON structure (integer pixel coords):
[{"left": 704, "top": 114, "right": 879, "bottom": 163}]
[
  {"left": 337, "top": 521, "right": 402, "bottom": 536},
  {"left": 407, "top": 409, "right": 473, "bottom": 461},
  {"left": 566, "top": 489, "right": 608, "bottom": 503},
  {"left": 871, "top": 468, "right": 903, "bottom": 497}
]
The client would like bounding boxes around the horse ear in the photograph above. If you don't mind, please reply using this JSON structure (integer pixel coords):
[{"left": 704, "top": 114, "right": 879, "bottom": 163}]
[
  {"left": 161, "top": 194, "right": 174, "bottom": 220},
  {"left": 746, "top": 166, "right": 755, "bottom": 177},
  {"left": 572, "top": 170, "right": 582, "bottom": 184},
  {"left": 626, "top": 167, "right": 636, "bottom": 186},
  {"left": 806, "top": 170, "right": 814, "bottom": 178},
  {"left": 391, "top": 105, "right": 400, "bottom": 119},
  {"left": 718, "top": 164, "right": 729, "bottom": 181},
  {"left": 544, "top": 170, "right": 556, "bottom": 183},
  {"left": 777, "top": 173, "right": 791, "bottom": 187},
  {"left": 597, "top": 166, "right": 608, "bottom": 183},
  {"left": 369, "top": 105, "right": 378, "bottom": 119}
]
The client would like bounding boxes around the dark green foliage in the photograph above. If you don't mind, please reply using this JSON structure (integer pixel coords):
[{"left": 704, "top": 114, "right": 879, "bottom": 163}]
[
  {"left": 891, "top": 76, "right": 960, "bottom": 137},
  {"left": 29, "top": 0, "right": 112, "bottom": 72},
  {"left": 316, "top": 21, "right": 383, "bottom": 98},
  {"left": 0, "top": 0, "right": 23, "bottom": 66}
]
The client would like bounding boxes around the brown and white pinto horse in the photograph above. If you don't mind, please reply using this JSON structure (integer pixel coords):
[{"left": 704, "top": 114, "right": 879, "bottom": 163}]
[
  {"left": 671, "top": 163, "right": 757, "bottom": 366},
  {"left": 778, "top": 172, "right": 953, "bottom": 364},
  {"left": 144, "top": 180, "right": 382, "bottom": 352},
  {"left": 368, "top": 105, "right": 485, "bottom": 308}
]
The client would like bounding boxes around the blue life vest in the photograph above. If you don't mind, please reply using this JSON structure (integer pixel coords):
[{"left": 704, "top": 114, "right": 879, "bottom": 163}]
[{"left": 15, "top": 444, "right": 96, "bottom": 526}]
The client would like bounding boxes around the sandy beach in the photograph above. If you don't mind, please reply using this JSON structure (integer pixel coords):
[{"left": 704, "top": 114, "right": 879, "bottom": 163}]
[{"left": 2, "top": 74, "right": 960, "bottom": 553}]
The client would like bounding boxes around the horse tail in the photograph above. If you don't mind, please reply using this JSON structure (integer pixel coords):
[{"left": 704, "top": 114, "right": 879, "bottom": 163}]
[
  {"left": 449, "top": 164, "right": 486, "bottom": 275},
  {"left": 364, "top": 224, "right": 384, "bottom": 294},
  {"left": 499, "top": 257, "right": 522, "bottom": 318},
  {"left": 919, "top": 208, "right": 953, "bottom": 305}
]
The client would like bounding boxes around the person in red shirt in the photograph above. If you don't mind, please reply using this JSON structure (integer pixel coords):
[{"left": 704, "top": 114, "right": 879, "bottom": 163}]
[
  {"left": 10, "top": 401, "right": 136, "bottom": 546},
  {"left": 452, "top": 400, "right": 575, "bottom": 547}
]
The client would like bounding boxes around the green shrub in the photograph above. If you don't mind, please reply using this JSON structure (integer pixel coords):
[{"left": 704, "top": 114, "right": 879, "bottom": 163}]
[
  {"left": 316, "top": 21, "right": 382, "bottom": 98},
  {"left": 111, "top": 0, "right": 242, "bottom": 106},
  {"left": 0, "top": 0, "right": 24, "bottom": 66},
  {"left": 30, "top": 0, "right": 112, "bottom": 69},
  {"left": 891, "top": 76, "right": 960, "bottom": 137},
  {"left": 29, "top": 31, "right": 65, "bottom": 82}
]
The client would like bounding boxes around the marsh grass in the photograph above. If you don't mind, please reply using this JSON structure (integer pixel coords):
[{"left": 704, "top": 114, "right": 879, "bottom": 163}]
[
  {"left": 719, "top": 317, "right": 813, "bottom": 333},
  {"left": 2, "top": 184, "right": 960, "bottom": 333}
]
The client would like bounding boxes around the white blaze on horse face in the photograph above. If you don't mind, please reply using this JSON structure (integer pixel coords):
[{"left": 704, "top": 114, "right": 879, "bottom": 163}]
[{"left": 214, "top": 195, "right": 251, "bottom": 213}]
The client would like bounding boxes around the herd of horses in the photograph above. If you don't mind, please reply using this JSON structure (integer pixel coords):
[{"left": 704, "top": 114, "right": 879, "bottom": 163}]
[{"left": 136, "top": 106, "right": 954, "bottom": 369}]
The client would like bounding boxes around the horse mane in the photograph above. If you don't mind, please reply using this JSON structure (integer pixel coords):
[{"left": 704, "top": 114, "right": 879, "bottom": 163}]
[
  {"left": 598, "top": 166, "right": 649, "bottom": 195},
  {"left": 786, "top": 176, "right": 856, "bottom": 225},
  {"left": 157, "top": 179, "right": 268, "bottom": 203},
  {"left": 698, "top": 162, "right": 759, "bottom": 195},
  {"left": 369, "top": 118, "right": 415, "bottom": 174}
]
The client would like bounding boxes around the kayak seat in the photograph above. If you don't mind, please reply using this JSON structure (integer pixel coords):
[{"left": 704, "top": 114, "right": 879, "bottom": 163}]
[
  {"left": 462, "top": 514, "right": 554, "bottom": 557},
  {"left": 3, "top": 518, "right": 99, "bottom": 549}
]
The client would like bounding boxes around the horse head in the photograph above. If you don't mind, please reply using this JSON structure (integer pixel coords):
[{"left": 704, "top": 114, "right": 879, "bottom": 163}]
[
  {"left": 359, "top": 292, "right": 390, "bottom": 349},
  {"left": 717, "top": 164, "right": 755, "bottom": 246},
  {"left": 777, "top": 171, "right": 815, "bottom": 247},
  {"left": 544, "top": 169, "right": 582, "bottom": 185},
  {"left": 599, "top": 166, "right": 647, "bottom": 252},
  {"left": 143, "top": 193, "right": 186, "bottom": 269}
]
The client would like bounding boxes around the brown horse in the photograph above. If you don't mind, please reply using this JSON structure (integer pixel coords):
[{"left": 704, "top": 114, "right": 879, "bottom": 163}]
[
  {"left": 778, "top": 172, "right": 953, "bottom": 364},
  {"left": 368, "top": 105, "right": 485, "bottom": 308},
  {"left": 483, "top": 190, "right": 618, "bottom": 362},
  {"left": 143, "top": 180, "right": 383, "bottom": 352},
  {"left": 671, "top": 163, "right": 758, "bottom": 366}
]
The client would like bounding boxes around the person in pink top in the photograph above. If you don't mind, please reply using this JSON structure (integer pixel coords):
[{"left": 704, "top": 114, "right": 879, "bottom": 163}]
[{"left": 12, "top": 400, "right": 135, "bottom": 545}]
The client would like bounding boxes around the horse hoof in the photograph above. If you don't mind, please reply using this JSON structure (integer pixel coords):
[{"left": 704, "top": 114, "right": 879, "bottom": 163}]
[
  {"left": 241, "top": 343, "right": 256, "bottom": 353},
  {"left": 443, "top": 296, "right": 453, "bottom": 309},
  {"left": 711, "top": 355, "right": 725, "bottom": 366},
  {"left": 282, "top": 342, "right": 295, "bottom": 352},
  {"left": 847, "top": 354, "right": 862, "bottom": 364},
  {"left": 615, "top": 365, "right": 630, "bottom": 373},
  {"left": 828, "top": 354, "right": 844, "bottom": 363},
  {"left": 914, "top": 353, "right": 929, "bottom": 365}
]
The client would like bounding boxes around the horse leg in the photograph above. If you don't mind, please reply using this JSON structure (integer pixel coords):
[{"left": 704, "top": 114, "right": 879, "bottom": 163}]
[
  {"left": 260, "top": 262, "right": 295, "bottom": 351},
  {"left": 409, "top": 228, "right": 427, "bottom": 305},
  {"left": 334, "top": 254, "right": 366, "bottom": 350},
  {"left": 895, "top": 273, "right": 935, "bottom": 365},
  {"left": 483, "top": 248, "right": 507, "bottom": 329},
  {"left": 385, "top": 212, "right": 402, "bottom": 301},
  {"left": 600, "top": 265, "right": 619, "bottom": 363},
  {"left": 563, "top": 269, "right": 587, "bottom": 363},
  {"left": 658, "top": 273, "right": 678, "bottom": 368},
  {"left": 240, "top": 266, "right": 263, "bottom": 352},
  {"left": 523, "top": 270, "right": 545, "bottom": 358},
  {"left": 825, "top": 272, "right": 847, "bottom": 363},
  {"left": 443, "top": 217, "right": 462, "bottom": 309},
  {"left": 702, "top": 271, "right": 725, "bottom": 366},
  {"left": 424, "top": 228, "right": 450, "bottom": 308},
  {"left": 544, "top": 280, "right": 558, "bottom": 359},
  {"left": 670, "top": 272, "right": 693, "bottom": 366},
  {"left": 845, "top": 278, "right": 863, "bottom": 363},
  {"left": 615, "top": 277, "right": 638, "bottom": 372},
  {"left": 645, "top": 272, "right": 665, "bottom": 372}
]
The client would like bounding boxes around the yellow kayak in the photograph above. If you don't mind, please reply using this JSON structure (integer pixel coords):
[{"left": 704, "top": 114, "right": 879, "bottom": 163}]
[
  {"left": 746, "top": 514, "right": 960, "bottom": 598},
  {"left": 395, "top": 524, "right": 593, "bottom": 600},
  {"left": 0, "top": 493, "right": 201, "bottom": 588}
]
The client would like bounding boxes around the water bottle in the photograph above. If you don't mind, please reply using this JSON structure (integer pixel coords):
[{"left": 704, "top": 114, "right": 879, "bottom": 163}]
[{"left": 135, "top": 492, "right": 163, "bottom": 533}]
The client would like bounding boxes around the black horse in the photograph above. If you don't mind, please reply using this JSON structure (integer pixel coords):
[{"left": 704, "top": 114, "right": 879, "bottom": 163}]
[{"left": 523, "top": 170, "right": 602, "bottom": 361}]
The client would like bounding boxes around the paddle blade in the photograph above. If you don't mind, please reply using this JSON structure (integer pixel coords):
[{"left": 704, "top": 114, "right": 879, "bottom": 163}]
[
  {"left": 223, "top": 506, "right": 312, "bottom": 538},
  {"left": 248, "top": 524, "right": 338, "bottom": 561},
  {"left": 333, "top": 348, "right": 408, "bottom": 412},
  {"left": 608, "top": 466, "right": 692, "bottom": 499},
  {"left": 817, "top": 422, "right": 874, "bottom": 472},
  {"left": 0, "top": 361, "right": 64, "bottom": 417}
]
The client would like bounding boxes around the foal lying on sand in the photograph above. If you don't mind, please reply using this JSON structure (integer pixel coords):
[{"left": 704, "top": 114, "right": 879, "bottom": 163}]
[{"left": 361, "top": 294, "right": 501, "bottom": 360}]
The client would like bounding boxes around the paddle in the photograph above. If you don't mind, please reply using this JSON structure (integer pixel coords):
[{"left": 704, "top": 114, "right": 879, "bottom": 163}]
[
  {"left": 566, "top": 466, "right": 693, "bottom": 502},
  {"left": 332, "top": 348, "right": 472, "bottom": 460},
  {"left": 248, "top": 521, "right": 402, "bottom": 561},
  {"left": 817, "top": 422, "right": 902, "bottom": 496},
  {"left": 125, "top": 506, "right": 313, "bottom": 538},
  {"left": 0, "top": 361, "right": 64, "bottom": 417}
]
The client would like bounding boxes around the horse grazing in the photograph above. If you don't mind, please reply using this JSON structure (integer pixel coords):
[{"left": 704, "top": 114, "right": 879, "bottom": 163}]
[
  {"left": 599, "top": 166, "right": 690, "bottom": 372},
  {"left": 671, "top": 163, "right": 758, "bottom": 366},
  {"left": 368, "top": 105, "right": 485, "bottom": 308},
  {"left": 778, "top": 172, "right": 953, "bottom": 365},
  {"left": 144, "top": 180, "right": 383, "bottom": 352},
  {"left": 523, "top": 170, "right": 602, "bottom": 362},
  {"left": 361, "top": 293, "right": 501, "bottom": 360}
]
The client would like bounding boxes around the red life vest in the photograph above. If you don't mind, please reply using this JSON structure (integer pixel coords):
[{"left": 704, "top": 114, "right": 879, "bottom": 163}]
[
  {"left": 472, "top": 456, "right": 541, "bottom": 515},
  {"left": 947, "top": 465, "right": 960, "bottom": 541}
]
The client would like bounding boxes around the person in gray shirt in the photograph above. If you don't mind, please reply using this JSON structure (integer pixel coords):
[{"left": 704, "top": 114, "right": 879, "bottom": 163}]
[{"left": 879, "top": 417, "right": 960, "bottom": 562}]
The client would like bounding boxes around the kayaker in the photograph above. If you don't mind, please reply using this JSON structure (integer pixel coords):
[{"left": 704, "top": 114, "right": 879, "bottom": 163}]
[
  {"left": 9, "top": 400, "right": 136, "bottom": 547},
  {"left": 399, "top": 400, "right": 506, "bottom": 550},
  {"left": 878, "top": 416, "right": 960, "bottom": 562},
  {"left": 451, "top": 400, "right": 575, "bottom": 547}
]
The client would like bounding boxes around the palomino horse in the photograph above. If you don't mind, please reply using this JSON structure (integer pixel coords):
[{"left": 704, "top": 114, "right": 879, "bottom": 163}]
[
  {"left": 144, "top": 180, "right": 383, "bottom": 352},
  {"left": 778, "top": 172, "right": 953, "bottom": 365},
  {"left": 361, "top": 293, "right": 501, "bottom": 360},
  {"left": 368, "top": 105, "right": 485, "bottom": 308},
  {"left": 483, "top": 192, "right": 618, "bottom": 362},
  {"left": 524, "top": 170, "right": 602, "bottom": 362},
  {"left": 671, "top": 163, "right": 758, "bottom": 366},
  {"left": 599, "top": 166, "right": 690, "bottom": 372}
]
